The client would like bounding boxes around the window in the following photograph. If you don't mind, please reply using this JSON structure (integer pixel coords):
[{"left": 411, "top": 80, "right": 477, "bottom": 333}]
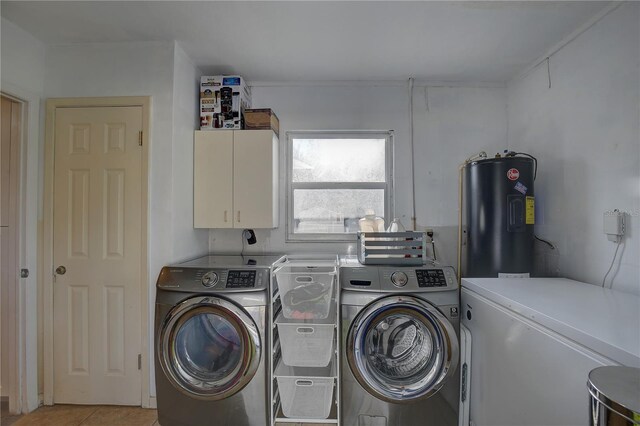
[{"left": 287, "top": 131, "right": 393, "bottom": 241}]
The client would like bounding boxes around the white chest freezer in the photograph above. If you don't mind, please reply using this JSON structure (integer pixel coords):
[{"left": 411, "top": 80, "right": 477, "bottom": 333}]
[{"left": 461, "top": 277, "right": 640, "bottom": 426}]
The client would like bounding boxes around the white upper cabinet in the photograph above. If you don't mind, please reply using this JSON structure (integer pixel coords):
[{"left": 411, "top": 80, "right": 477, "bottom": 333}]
[
  {"left": 194, "top": 130, "right": 279, "bottom": 229},
  {"left": 194, "top": 130, "right": 234, "bottom": 228}
]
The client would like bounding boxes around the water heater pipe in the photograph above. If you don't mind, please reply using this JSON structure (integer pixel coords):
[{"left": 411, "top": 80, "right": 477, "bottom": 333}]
[{"left": 457, "top": 152, "right": 487, "bottom": 286}]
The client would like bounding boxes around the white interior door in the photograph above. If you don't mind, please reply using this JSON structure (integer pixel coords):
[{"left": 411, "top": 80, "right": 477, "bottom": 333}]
[{"left": 52, "top": 106, "right": 143, "bottom": 405}]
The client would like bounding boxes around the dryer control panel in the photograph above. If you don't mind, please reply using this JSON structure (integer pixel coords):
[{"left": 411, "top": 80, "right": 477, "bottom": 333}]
[
  {"left": 156, "top": 266, "right": 269, "bottom": 292},
  {"left": 226, "top": 270, "right": 257, "bottom": 288}
]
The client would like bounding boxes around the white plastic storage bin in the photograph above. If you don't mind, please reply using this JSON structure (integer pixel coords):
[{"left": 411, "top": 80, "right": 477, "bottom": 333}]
[
  {"left": 276, "top": 315, "right": 334, "bottom": 367},
  {"left": 274, "top": 265, "right": 336, "bottom": 320},
  {"left": 275, "top": 363, "right": 335, "bottom": 420}
]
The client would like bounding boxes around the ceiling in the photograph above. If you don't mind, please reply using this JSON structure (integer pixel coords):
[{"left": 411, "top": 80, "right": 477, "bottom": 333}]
[{"left": 1, "top": 1, "right": 610, "bottom": 83}]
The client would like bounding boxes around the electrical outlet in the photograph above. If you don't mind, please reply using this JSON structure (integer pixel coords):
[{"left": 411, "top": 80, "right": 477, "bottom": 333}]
[{"left": 604, "top": 209, "right": 625, "bottom": 243}]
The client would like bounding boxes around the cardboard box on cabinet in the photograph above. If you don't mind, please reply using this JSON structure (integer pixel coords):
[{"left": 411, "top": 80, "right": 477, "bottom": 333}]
[
  {"left": 245, "top": 108, "right": 279, "bottom": 137},
  {"left": 200, "top": 75, "right": 252, "bottom": 130}
]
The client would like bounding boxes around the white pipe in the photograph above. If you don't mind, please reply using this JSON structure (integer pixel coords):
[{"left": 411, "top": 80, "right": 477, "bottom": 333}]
[
  {"left": 457, "top": 152, "right": 487, "bottom": 286},
  {"left": 408, "top": 77, "right": 416, "bottom": 231},
  {"left": 457, "top": 164, "right": 465, "bottom": 287}
]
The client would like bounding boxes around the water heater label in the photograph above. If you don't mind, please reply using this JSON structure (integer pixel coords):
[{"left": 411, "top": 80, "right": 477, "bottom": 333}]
[
  {"left": 526, "top": 196, "right": 535, "bottom": 224},
  {"left": 507, "top": 168, "right": 520, "bottom": 181},
  {"left": 514, "top": 181, "right": 528, "bottom": 195}
]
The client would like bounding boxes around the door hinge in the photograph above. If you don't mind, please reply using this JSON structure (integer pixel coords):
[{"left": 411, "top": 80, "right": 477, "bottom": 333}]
[
  {"left": 138, "top": 354, "right": 142, "bottom": 370},
  {"left": 138, "top": 131, "right": 143, "bottom": 146}
]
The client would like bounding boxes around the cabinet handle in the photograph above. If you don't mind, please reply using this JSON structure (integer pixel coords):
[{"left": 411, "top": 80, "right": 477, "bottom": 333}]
[
  {"left": 237, "top": 211, "right": 241, "bottom": 223},
  {"left": 224, "top": 210, "right": 228, "bottom": 222}
]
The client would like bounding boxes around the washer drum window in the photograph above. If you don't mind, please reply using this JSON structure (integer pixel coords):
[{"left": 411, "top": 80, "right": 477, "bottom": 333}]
[
  {"left": 347, "top": 295, "right": 459, "bottom": 403},
  {"left": 158, "top": 296, "right": 261, "bottom": 400}
]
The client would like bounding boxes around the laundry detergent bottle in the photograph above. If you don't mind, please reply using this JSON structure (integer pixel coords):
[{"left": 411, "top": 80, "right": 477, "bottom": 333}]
[
  {"left": 359, "top": 209, "right": 385, "bottom": 232},
  {"left": 386, "top": 218, "right": 406, "bottom": 232}
]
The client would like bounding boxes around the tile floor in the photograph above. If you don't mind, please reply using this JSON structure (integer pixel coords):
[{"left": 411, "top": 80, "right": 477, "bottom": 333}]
[
  {"left": 6, "top": 405, "right": 158, "bottom": 426},
  {"left": 3, "top": 404, "right": 331, "bottom": 426}
]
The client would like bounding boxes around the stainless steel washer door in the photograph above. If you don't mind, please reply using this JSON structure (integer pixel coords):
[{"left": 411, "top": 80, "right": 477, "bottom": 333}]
[
  {"left": 347, "top": 295, "right": 459, "bottom": 403},
  {"left": 158, "top": 296, "right": 261, "bottom": 400}
]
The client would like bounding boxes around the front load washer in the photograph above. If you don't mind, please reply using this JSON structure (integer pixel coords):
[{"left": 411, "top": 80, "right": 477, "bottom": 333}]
[
  {"left": 154, "top": 254, "right": 283, "bottom": 426},
  {"left": 340, "top": 256, "right": 460, "bottom": 426}
]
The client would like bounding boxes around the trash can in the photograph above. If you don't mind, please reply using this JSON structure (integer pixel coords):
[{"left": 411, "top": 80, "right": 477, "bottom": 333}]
[{"left": 588, "top": 366, "right": 640, "bottom": 425}]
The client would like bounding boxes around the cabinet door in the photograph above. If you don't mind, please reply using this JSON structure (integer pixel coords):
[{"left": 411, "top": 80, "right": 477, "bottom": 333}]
[
  {"left": 233, "top": 130, "right": 278, "bottom": 228},
  {"left": 194, "top": 131, "right": 233, "bottom": 228}
]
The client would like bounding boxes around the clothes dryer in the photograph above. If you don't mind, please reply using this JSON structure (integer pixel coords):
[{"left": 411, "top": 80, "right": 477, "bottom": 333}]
[{"left": 155, "top": 255, "right": 283, "bottom": 426}]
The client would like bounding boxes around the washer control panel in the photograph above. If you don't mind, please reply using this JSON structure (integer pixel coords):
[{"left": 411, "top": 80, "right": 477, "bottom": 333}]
[
  {"left": 416, "top": 269, "right": 448, "bottom": 287},
  {"left": 390, "top": 271, "right": 409, "bottom": 287},
  {"left": 339, "top": 259, "right": 457, "bottom": 292}
]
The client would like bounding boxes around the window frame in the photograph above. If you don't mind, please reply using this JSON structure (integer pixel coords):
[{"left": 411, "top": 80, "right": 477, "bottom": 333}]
[{"left": 286, "top": 130, "right": 394, "bottom": 242}]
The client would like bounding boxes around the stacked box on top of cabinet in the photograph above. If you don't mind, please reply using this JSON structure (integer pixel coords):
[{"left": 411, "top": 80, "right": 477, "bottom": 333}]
[
  {"left": 200, "top": 75, "right": 251, "bottom": 130},
  {"left": 245, "top": 108, "right": 279, "bottom": 137},
  {"left": 270, "top": 255, "right": 340, "bottom": 425}
]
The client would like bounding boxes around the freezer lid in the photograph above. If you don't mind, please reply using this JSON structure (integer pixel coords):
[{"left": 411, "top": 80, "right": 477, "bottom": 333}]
[{"left": 461, "top": 277, "right": 640, "bottom": 367}]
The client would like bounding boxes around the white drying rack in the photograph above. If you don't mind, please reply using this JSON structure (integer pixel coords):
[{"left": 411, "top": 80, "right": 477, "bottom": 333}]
[{"left": 357, "top": 231, "right": 428, "bottom": 265}]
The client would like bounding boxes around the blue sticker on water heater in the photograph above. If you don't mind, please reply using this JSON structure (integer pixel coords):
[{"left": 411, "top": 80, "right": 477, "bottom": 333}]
[{"left": 514, "top": 181, "right": 528, "bottom": 195}]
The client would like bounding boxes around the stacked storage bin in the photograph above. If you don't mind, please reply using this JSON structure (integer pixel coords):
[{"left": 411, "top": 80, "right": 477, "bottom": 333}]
[{"left": 270, "top": 255, "right": 339, "bottom": 425}]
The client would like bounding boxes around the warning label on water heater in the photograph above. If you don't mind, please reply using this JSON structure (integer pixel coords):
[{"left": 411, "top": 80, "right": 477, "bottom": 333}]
[
  {"left": 514, "top": 181, "right": 528, "bottom": 195},
  {"left": 526, "top": 196, "right": 535, "bottom": 224}
]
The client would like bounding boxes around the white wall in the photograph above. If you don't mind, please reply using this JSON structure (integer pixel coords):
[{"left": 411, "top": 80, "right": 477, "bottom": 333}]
[
  {"left": 1, "top": 18, "right": 46, "bottom": 95},
  {"left": 44, "top": 40, "right": 208, "bottom": 400},
  {"left": 507, "top": 3, "right": 640, "bottom": 295},
  {"left": 209, "top": 83, "right": 508, "bottom": 267},
  {"left": 1, "top": 17, "right": 45, "bottom": 411},
  {"left": 171, "top": 44, "right": 209, "bottom": 261},
  {"left": 142, "top": 42, "right": 209, "bottom": 397}
]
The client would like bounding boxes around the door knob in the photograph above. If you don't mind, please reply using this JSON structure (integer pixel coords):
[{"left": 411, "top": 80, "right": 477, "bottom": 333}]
[{"left": 55, "top": 266, "right": 67, "bottom": 275}]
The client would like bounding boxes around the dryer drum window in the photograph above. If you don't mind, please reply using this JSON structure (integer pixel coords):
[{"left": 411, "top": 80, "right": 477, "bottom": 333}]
[
  {"left": 174, "top": 311, "right": 243, "bottom": 382},
  {"left": 348, "top": 297, "right": 458, "bottom": 403},
  {"left": 159, "top": 296, "right": 261, "bottom": 400}
]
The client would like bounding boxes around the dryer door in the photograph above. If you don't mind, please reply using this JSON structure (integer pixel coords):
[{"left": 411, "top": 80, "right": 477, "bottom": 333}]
[
  {"left": 158, "top": 295, "right": 261, "bottom": 400},
  {"left": 347, "top": 295, "right": 458, "bottom": 403}
]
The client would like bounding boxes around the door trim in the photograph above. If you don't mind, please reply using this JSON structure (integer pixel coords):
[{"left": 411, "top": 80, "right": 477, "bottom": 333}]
[
  {"left": 43, "top": 97, "right": 151, "bottom": 407},
  {"left": 0, "top": 84, "right": 40, "bottom": 413},
  {"left": 1, "top": 93, "right": 22, "bottom": 414}
]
